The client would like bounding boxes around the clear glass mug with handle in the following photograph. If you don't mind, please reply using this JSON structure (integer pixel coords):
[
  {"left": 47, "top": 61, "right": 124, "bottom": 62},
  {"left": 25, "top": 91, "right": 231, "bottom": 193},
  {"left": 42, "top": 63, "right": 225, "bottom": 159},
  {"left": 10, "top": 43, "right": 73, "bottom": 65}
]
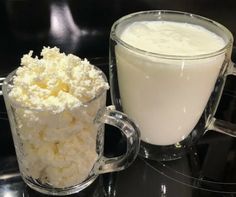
[
  {"left": 109, "top": 10, "right": 236, "bottom": 161},
  {"left": 2, "top": 68, "right": 140, "bottom": 196}
]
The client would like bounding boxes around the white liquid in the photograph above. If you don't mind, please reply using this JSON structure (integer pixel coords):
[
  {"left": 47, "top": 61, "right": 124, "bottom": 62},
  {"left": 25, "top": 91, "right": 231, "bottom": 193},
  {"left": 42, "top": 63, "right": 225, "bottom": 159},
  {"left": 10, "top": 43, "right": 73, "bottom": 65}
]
[{"left": 116, "top": 21, "right": 226, "bottom": 145}]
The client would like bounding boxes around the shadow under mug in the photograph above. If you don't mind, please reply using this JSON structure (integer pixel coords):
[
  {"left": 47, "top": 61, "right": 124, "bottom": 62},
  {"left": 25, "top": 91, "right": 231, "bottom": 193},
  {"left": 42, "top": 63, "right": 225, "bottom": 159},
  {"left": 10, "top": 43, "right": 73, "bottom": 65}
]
[
  {"left": 109, "top": 10, "right": 236, "bottom": 161},
  {"left": 2, "top": 68, "right": 140, "bottom": 196}
]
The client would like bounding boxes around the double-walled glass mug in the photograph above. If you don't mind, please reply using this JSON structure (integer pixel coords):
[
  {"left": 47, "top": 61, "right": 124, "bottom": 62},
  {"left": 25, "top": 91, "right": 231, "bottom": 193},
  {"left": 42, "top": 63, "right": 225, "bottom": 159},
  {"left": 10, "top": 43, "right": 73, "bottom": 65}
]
[
  {"left": 109, "top": 10, "right": 236, "bottom": 161},
  {"left": 2, "top": 68, "right": 140, "bottom": 196}
]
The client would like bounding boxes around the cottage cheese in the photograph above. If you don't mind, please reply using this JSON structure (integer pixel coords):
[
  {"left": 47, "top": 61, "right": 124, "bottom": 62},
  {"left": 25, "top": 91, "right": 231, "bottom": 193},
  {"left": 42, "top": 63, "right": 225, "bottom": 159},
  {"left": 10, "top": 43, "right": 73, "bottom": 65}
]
[{"left": 9, "top": 47, "right": 109, "bottom": 188}]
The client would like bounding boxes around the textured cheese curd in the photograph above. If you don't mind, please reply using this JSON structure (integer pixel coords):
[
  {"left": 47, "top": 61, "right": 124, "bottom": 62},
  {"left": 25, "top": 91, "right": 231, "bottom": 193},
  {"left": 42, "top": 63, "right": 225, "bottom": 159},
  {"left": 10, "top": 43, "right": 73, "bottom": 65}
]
[
  {"left": 10, "top": 46, "right": 109, "bottom": 112},
  {"left": 9, "top": 47, "right": 109, "bottom": 188}
]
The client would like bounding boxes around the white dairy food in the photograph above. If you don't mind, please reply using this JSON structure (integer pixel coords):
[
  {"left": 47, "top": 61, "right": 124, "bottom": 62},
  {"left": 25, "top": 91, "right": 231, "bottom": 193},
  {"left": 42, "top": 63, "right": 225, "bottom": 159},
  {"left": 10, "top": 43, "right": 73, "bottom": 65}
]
[
  {"left": 116, "top": 21, "right": 226, "bottom": 145},
  {"left": 9, "top": 47, "right": 109, "bottom": 187},
  {"left": 120, "top": 21, "right": 225, "bottom": 56},
  {"left": 10, "top": 47, "right": 109, "bottom": 112}
]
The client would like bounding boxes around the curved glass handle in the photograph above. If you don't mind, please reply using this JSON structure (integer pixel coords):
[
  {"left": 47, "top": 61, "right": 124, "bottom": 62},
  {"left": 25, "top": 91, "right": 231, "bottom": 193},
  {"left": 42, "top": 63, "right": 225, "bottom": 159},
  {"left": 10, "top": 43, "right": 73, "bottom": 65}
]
[
  {"left": 94, "top": 105, "right": 140, "bottom": 174},
  {"left": 208, "top": 61, "right": 236, "bottom": 137},
  {"left": 0, "top": 77, "right": 5, "bottom": 96},
  {"left": 209, "top": 117, "right": 236, "bottom": 137}
]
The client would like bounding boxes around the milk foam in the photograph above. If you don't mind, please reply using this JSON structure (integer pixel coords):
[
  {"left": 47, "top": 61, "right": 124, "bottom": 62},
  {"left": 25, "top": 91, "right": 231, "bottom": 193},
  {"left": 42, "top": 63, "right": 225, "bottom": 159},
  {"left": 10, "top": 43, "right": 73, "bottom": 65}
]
[
  {"left": 116, "top": 21, "right": 226, "bottom": 145},
  {"left": 120, "top": 21, "right": 225, "bottom": 56}
]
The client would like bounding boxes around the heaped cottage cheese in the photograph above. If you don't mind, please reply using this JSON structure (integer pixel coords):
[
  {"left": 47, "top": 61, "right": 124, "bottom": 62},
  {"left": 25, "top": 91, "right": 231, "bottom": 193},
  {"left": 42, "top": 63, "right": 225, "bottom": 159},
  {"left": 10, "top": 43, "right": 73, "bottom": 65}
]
[{"left": 9, "top": 47, "right": 109, "bottom": 188}]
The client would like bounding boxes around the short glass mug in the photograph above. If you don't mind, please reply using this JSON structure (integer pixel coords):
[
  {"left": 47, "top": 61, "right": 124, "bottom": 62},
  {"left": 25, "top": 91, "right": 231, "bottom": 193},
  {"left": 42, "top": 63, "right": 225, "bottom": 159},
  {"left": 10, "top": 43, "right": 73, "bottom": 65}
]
[
  {"left": 109, "top": 10, "right": 236, "bottom": 161},
  {"left": 2, "top": 69, "right": 140, "bottom": 196}
]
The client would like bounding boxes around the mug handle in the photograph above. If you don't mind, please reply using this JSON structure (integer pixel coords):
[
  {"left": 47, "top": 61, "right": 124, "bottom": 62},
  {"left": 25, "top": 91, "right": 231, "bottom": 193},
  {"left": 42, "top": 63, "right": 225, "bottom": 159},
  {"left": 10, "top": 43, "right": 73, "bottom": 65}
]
[
  {"left": 208, "top": 61, "right": 236, "bottom": 137},
  {"left": 0, "top": 77, "right": 5, "bottom": 96},
  {"left": 94, "top": 105, "right": 140, "bottom": 174}
]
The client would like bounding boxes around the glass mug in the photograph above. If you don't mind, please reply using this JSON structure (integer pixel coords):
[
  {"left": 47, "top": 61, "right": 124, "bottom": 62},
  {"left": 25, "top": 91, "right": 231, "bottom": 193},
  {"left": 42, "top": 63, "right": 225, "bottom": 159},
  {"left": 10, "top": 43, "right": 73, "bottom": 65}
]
[
  {"left": 2, "top": 69, "right": 140, "bottom": 196},
  {"left": 109, "top": 10, "right": 236, "bottom": 161}
]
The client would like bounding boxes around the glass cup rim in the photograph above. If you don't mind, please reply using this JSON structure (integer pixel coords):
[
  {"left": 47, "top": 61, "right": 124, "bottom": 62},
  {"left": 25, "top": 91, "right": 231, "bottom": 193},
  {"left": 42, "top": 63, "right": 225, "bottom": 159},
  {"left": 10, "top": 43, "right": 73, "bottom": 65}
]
[
  {"left": 2, "top": 66, "right": 108, "bottom": 111},
  {"left": 110, "top": 10, "right": 234, "bottom": 60}
]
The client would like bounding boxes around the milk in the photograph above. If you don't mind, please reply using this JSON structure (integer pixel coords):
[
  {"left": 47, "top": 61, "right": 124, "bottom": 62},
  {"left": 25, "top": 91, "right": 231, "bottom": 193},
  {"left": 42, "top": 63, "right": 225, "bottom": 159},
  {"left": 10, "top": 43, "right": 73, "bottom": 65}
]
[{"left": 115, "top": 21, "right": 226, "bottom": 146}]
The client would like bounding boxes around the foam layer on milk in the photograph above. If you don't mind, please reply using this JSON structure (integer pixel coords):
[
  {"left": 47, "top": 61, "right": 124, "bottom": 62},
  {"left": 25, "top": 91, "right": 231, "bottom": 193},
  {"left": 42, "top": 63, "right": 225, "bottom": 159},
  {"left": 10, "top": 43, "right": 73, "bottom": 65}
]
[
  {"left": 120, "top": 21, "right": 225, "bottom": 56},
  {"left": 116, "top": 21, "right": 226, "bottom": 145}
]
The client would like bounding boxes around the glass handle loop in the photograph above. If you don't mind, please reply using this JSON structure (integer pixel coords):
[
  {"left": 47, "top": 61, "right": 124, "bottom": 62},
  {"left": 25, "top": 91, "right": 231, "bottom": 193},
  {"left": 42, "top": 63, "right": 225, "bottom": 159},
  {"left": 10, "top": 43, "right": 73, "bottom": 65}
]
[
  {"left": 209, "top": 62, "right": 236, "bottom": 137},
  {"left": 0, "top": 77, "right": 5, "bottom": 96},
  {"left": 209, "top": 117, "right": 236, "bottom": 137},
  {"left": 95, "top": 105, "right": 140, "bottom": 174}
]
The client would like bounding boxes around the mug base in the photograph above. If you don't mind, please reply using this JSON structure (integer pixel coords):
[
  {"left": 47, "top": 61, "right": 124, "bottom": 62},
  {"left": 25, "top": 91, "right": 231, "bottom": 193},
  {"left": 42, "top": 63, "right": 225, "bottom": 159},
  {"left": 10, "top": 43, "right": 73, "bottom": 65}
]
[
  {"left": 22, "top": 174, "right": 98, "bottom": 196},
  {"left": 139, "top": 140, "right": 189, "bottom": 161}
]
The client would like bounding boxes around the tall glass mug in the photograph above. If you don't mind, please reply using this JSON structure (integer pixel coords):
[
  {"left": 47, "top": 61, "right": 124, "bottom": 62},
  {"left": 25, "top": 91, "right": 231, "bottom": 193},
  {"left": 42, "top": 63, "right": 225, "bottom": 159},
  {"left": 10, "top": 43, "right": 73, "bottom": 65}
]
[
  {"left": 2, "top": 69, "right": 140, "bottom": 196},
  {"left": 109, "top": 10, "right": 236, "bottom": 161}
]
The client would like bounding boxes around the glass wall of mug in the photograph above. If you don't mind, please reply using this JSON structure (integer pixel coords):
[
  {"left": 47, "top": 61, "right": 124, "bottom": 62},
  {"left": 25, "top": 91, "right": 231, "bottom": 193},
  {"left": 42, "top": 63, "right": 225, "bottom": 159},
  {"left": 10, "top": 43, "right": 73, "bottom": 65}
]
[{"left": 109, "top": 10, "right": 236, "bottom": 161}]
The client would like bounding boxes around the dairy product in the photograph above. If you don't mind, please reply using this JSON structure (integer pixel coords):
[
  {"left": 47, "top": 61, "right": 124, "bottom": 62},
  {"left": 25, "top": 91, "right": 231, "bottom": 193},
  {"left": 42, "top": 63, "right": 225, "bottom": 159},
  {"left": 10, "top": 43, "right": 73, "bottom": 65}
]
[
  {"left": 9, "top": 47, "right": 109, "bottom": 187},
  {"left": 116, "top": 21, "right": 226, "bottom": 145},
  {"left": 120, "top": 21, "right": 225, "bottom": 56},
  {"left": 10, "top": 47, "right": 109, "bottom": 112}
]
